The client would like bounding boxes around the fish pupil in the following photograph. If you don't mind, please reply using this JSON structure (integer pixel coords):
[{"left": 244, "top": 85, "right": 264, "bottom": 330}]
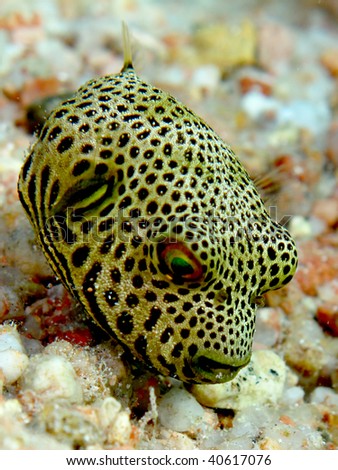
[{"left": 171, "top": 257, "right": 194, "bottom": 277}]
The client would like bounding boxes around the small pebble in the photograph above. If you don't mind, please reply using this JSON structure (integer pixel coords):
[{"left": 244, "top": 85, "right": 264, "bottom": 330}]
[
  {"left": 282, "top": 386, "right": 305, "bottom": 405},
  {"left": 316, "top": 302, "right": 338, "bottom": 337},
  {"left": 191, "top": 350, "right": 286, "bottom": 410},
  {"left": 241, "top": 89, "right": 279, "bottom": 121},
  {"left": 191, "top": 65, "right": 221, "bottom": 95},
  {"left": 97, "top": 397, "right": 121, "bottom": 428},
  {"left": 192, "top": 21, "right": 256, "bottom": 70},
  {"left": 41, "top": 402, "right": 101, "bottom": 448},
  {"left": 96, "top": 397, "right": 132, "bottom": 445},
  {"left": 310, "top": 386, "right": 338, "bottom": 407},
  {"left": 0, "top": 325, "right": 29, "bottom": 385},
  {"left": 158, "top": 387, "right": 204, "bottom": 432},
  {"left": 288, "top": 215, "right": 313, "bottom": 239},
  {"left": 238, "top": 71, "right": 273, "bottom": 96},
  {"left": 106, "top": 410, "right": 132, "bottom": 445},
  {"left": 21, "top": 354, "right": 83, "bottom": 404},
  {"left": 0, "top": 398, "right": 23, "bottom": 419}
]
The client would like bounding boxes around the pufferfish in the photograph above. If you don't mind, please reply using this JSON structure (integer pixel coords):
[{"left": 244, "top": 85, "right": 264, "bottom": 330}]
[{"left": 17, "top": 26, "right": 297, "bottom": 384}]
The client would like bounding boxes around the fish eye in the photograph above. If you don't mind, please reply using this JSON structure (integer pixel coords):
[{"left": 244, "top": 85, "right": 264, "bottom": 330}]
[{"left": 157, "top": 241, "right": 204, "bottom": 281}]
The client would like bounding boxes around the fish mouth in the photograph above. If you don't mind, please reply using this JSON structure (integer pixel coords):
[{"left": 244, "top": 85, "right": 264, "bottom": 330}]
[{"left": 191, "top": 352, "right": 250, "bottom": 384}]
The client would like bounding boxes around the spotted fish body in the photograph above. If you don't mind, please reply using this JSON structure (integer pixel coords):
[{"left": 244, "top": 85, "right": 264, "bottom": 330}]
[{"left": 18, "top": 32, "right": 297, "bottom": 384}]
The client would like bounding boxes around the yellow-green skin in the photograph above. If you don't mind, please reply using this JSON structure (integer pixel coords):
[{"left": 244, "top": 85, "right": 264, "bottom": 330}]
[{"left": 18, "top": 63, "right": 298, "bottom": 384}]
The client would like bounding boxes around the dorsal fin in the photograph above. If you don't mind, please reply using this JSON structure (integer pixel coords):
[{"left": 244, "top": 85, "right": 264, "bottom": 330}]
[
  {"left": 253, "top": 165, "right": 285, "bottom": 205},
  {"left": 121, "top": 22, "right": 134, "bottom": 72}
]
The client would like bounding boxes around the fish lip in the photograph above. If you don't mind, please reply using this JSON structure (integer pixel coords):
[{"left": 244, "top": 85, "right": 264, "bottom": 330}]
[{"left": 191, "top": 353, "right": 251, "bottom": 384}]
